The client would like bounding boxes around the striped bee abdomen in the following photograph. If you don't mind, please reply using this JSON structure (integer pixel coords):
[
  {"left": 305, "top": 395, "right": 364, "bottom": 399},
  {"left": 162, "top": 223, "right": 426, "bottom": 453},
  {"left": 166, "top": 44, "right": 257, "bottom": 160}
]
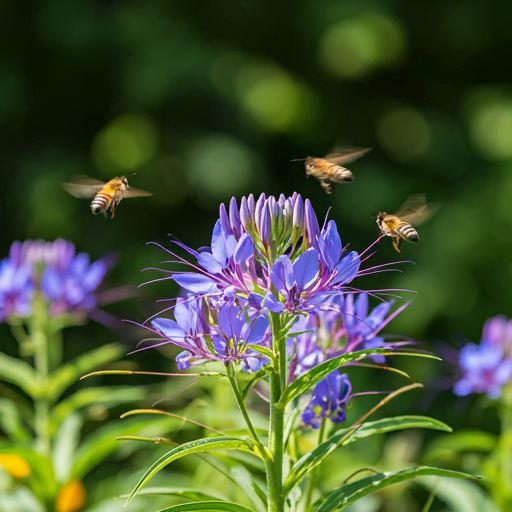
[
  {"left": 90, "top": 192, "right": 112, "bottom": 214},
  {"left": 397, "top": 222, "right": 419, "bottom": 242}
]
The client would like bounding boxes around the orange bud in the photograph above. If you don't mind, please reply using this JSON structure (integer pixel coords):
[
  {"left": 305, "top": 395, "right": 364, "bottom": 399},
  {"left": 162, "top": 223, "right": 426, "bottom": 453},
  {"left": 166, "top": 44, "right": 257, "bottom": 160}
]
[
  {"left": 56, "top": 478, "right": 86, "bottom": 512},
  {"left": 0, "top": 454, "right": 31, "bottom": 478}
]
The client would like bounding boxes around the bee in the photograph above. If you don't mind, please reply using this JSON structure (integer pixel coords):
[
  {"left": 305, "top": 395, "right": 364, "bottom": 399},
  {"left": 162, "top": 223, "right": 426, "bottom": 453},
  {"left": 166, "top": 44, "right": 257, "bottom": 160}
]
[
  {"left": 376, "top": 194, "right": 439, "bottom": 252},
  {"left": 62, "top": 175, "right": 152, "bottom": 218},
  {"left": 292, "top": 146, "right": 371, "bottom": 194}
]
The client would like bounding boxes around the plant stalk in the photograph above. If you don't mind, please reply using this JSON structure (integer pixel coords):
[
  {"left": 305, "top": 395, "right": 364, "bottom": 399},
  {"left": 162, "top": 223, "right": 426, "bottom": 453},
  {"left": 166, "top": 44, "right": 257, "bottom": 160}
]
[{"left": 267, "top": 312, "right": 286, "bottom": 512}]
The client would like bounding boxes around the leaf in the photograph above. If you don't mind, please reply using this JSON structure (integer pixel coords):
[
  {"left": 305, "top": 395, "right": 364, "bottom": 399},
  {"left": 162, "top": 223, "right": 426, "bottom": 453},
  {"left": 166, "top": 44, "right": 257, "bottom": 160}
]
[
  {"left": 157, "top": 502, "right": 255, "bottom": 512},
  {"left": 46, "top": 343, "right": 123, "bottom": 403},
  {"left": 314, "top": 466, "right": 479, "bottom": 512},
  {"left": 126, "top": 437, "right": 261, "bottom": 505},
  {"left": 284, "top": 416, "right": 452, "bottom": 495},
  {"left": 122, "top": 486, "right": 228, "bottom": 502},
  {"left": 240, "top": 367, "right": 270, "bottom": 401},
  {"left": 0, "top": 352, "right": 38, "bottom": 397},
  {"left": 230, "top": 465, "right": 267, "bottom": 512},
  {"left": 277, "top": 348, "right": 438, "bottom": 408},
  {"left": 50, "top": 386, "right": 145, "bottom": 431},
  {"left": 71, "top": 416, "right": 178, "bottom": 479},
  {"left": 0, "top": 398, "right": 32, "bottom": 443},
  {"left": 52, "top": 412, "right": 82, "bottom": 484},
  {"left": 0, "top": 445, "right": 57, "bottom": 501},
  {"left": 422, "top": 429, "right": 498, "bottom": 462},
  {"left": 245, "top": 345, "right": 275, "bottom": 361}
]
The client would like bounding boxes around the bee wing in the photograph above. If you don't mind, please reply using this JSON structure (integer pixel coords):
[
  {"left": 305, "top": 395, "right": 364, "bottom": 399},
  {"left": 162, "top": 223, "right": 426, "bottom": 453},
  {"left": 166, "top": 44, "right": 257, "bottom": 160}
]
[
  {"left": 395, "top": 194, "right": 441, "bottom": 226},
  {"left": 61, "top": 175, "right": 106, "bottom": 199},
  {"left": 126, "top": 187, "right": 152, "bottom": 198},
  {"left": 324, "top": 146, "right": 372, "bottom": 165}
]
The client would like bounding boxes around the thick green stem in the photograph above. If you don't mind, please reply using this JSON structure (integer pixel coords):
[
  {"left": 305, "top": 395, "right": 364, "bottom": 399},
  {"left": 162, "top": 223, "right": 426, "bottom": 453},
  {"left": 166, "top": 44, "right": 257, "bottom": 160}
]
[{"left": 267, "top": 312, "right": 286, "bottom": 512}]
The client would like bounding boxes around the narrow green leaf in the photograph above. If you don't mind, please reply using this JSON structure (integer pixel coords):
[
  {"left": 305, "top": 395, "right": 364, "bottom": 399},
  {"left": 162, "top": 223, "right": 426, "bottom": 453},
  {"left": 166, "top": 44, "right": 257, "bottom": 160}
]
[
  {"left": 71, "top": 416, "right": 178, "bottom": 479},
  {"left": 278, "top": 348, "right": 436, "bottom": 408},
  {"left": 122, "top": 486, "right": 227, "bottom": 502},
  {"left": 0, "top": 399, "right": 32, "bottom": 443},
  {"left": 157, "top": 501, "right": 255, "bottom": 512},
  {"left": 245, "top": 345, "right": 275, "bottom": 362},
  {"left": 46, "top": 343, "right": 124, "bottom": 403},
  {"left": 230, "top": 465, "right": 267, "bottom": 512},
  {"left": 422, "top": 429, "right": 498, "bottom": 462},
  {"left": 284, "top": 416, "right": 451, "bottom": 495},
  {"left": 52, "top": 412, "right": 82, "bottom": 484},
  {"left": 126, "top": 437, "right": 260, "bottom": 505},
  {"left": 240, "top": 367, "right": 270, "bottom": 401},
  {"left": 314, "top": 466, "right": 479, "bottom": 512},
  {"left": 0, "top": 352, "right": 38, "bottom": 397},
  {"left": 0, "top": 445, "right": 57, "bottom": 500}
]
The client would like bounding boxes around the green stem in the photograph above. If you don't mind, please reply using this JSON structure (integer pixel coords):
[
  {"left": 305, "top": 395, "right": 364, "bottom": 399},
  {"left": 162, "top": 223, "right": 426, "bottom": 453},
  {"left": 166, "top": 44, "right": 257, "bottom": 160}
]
[
  {"left": 30, "top": 299, "right": 52, "bottom": 457},
  {"left": 267, "top": 312, "right": 286, "bottom": 512},
  {"left": 226, "top": 362, "right": 268, "bottom": 459}
]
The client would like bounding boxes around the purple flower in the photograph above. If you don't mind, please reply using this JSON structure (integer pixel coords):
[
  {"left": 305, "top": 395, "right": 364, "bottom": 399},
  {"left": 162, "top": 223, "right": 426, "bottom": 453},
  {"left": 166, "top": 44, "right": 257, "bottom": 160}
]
[
  {"left": 148, "top": 299, "right": 271, "bottom": 373},
  {"left": 0, "top": 239, "right": 110, "bottom": 322},
  {"left": 150, "top": 195, "right": 370, "bottom": 309},
  {"left": 0, "top": 259, "right": 34, "bottom": 321},
  {"left": 302, "top": 371, "right": 352, "bottom": 428},
  {"left": 454, "top": 315, "right": 512, "bottom": 399},
  {"left": 41, "top": 253, "right": 109, "bottom": 315}
]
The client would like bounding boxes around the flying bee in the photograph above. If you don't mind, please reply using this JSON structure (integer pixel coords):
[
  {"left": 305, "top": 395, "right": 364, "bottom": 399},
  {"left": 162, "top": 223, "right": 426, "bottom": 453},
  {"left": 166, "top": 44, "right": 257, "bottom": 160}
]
[
  {"left": 62, "top": 174, "right": 152, "bottom": 218},
  {"left": 376, "top": 194, "right": 440, "bottom": 252},
  {"left": 292, "top": 146, "right": 372, "bottom": 194}
]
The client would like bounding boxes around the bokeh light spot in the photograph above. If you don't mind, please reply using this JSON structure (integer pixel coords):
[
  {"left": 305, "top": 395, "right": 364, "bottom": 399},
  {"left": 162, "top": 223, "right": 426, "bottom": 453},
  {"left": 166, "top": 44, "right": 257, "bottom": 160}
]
[
  {"left": 92, "top": 114, "right": 158, "bottom": 175},
  {"left": 187, "top": 134, "right": 261, "bottom": 201},
  {"left": 319, "top": 14, "right": 406, "bottom": 79},
  {"left": 235, "top": 61, "right": 318, "bottom": 134},
  {"left": 319, "top": 21, "right": 378, "bottom": 79},
  {"left": 465, "top": 89, "right": 512, "bottom": 161},
  {"left": 377, "top": 106, "right": 431, "bottom": 161}
]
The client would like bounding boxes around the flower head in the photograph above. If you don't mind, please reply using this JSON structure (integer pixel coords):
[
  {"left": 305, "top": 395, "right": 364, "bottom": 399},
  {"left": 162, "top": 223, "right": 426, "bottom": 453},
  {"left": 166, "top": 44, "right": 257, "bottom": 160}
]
[
  {"left": 302, "top": 371, "right": 352, "bottom": 428},
  {"left": 0, "top": 239, "right": 109, "bottom": 322},
  {"left": 148, "top": 298, "right": 271, "bottom": 372},
  {"left": 157, "top": 195, "right": 366, "bottom": 316},
  {"left": 454, "top": 315, "right": 512, "bottom": 399}
]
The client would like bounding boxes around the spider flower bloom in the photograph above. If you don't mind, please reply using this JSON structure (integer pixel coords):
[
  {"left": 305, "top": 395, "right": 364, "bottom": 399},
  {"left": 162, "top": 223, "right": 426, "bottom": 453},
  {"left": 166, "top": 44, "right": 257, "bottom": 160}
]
[
  {"left": 150, "top": 299, "right": 271, "bottom": 372},
  {"left": 288, "top": 293, "right": 411, "bottom": 382},
  {"left": 157, "top": 195, "right": 362, "bottom": 306},
  {"left": 0, "top": 239, "right": 109, "bottom": 320},
  {"left": 454, "top": 316, "right": 512, "bottom": 399},
  {"left": 302, "top": 371, "right": 352, "bottom": 428}
]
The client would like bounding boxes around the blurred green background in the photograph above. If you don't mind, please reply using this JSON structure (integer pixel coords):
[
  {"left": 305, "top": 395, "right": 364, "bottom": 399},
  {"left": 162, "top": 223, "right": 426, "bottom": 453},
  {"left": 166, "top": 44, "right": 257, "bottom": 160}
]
[{"left": 1, "top": 0, "right": 512, "bottom": 509}]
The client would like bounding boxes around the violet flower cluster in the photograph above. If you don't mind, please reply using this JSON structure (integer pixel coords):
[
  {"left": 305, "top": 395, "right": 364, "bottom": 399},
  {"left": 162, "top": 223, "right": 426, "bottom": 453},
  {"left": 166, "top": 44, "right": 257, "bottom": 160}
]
[
  {"left": 0, "top": 239, "right": 109, "bottom": 322},
  {"left": 288, "top": 293, "right": 410, "bottom": 427},
  {"left": 454, "top": 315, "right": 512, "bottom": 399},
  {"left": 143, "top": 194, "right": 410, "bottom": 427}
]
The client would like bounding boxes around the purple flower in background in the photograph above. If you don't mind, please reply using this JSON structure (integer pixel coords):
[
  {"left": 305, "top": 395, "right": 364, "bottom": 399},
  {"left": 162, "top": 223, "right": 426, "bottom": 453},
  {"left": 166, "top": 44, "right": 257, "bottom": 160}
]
[
  {"left": 0, "top": 259, "right": 34, "bottom": 320},
  {"left": 302, "top": 371, "right": 352, "bottom": 428},
  {"left": 148, "top": 298, "right": 271, "bottom": 372},
  {"left": 454, "top": 316, "right": 512, "bottom": 399},
  {"left": 0, "top": 239, "right": 110, "bottom": 322},
  {"left": 41, "top": 252, "right": 109, "bottom": 315}
]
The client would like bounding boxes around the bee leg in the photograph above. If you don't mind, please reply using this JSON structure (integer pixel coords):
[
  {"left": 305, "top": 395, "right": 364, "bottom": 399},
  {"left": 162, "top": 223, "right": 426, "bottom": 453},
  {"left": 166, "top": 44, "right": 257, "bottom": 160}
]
[
  {"left": 320, "top": 181, "right": 332, "bottom": 194},
  {"left": 392, "top": 237, "right": 401, "bottom": 252}
]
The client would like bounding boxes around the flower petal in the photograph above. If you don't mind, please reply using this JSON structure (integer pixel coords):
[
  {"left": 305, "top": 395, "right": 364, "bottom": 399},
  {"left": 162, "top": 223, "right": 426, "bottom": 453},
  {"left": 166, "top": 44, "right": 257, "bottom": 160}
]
[
  {"left": 172, "top": 273, "right": 218, "bottom": 294},
  {"left": 293, "top": 248, "right": 319, "bottom": 290},
  {"left": 332, "top": 251, "right": 360, "bottom": 284}
]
